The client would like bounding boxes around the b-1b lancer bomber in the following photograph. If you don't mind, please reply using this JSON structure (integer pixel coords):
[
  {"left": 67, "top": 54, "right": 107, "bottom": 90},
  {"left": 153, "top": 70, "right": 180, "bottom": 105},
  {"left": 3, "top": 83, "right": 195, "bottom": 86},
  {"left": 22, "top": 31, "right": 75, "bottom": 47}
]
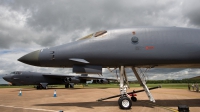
[{"left": 18, "top": 27, "right": 200, "bottom": 109}]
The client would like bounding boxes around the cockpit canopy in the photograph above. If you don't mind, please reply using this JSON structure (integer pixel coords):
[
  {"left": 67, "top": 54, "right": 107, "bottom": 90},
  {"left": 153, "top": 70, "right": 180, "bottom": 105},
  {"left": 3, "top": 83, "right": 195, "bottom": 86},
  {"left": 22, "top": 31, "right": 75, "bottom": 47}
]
[
  {"left": 78, "top": 30, "right": 107, "bottom": 41},
  {"left": 10, "top": 71, "right": 22, "bottom": 75}
]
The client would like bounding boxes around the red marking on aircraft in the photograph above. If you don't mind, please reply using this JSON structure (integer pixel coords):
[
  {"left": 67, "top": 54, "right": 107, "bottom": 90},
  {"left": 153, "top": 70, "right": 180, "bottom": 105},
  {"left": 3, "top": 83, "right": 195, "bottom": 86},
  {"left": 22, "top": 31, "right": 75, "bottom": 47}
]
[{"left": 145, "top": 46, "right": 154, "bottom": 50}]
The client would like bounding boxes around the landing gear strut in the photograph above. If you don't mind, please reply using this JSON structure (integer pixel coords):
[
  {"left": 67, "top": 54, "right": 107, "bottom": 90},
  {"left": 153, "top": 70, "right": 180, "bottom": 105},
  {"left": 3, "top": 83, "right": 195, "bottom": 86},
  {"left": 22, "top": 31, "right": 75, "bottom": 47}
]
[
  {"left": 36, "top": 83, "right": 48, "bottom": 89},
  {"left": 117, "top": 66, "right": 155, "bottom": 109},
  {"left": 65, "top": 83, "right": 69, "bottom": 88},
  {"left": 36, "top": 85, "right": 42, "bottom": 89},
  {"left": 65, "top": 83, "right": 74, "bottom": 88},
  {"left": 118, "top": 66, "right": 132, "bottom": 109},
  {"left": 97, "top": 66, "right": 157, "bottom": 109}
]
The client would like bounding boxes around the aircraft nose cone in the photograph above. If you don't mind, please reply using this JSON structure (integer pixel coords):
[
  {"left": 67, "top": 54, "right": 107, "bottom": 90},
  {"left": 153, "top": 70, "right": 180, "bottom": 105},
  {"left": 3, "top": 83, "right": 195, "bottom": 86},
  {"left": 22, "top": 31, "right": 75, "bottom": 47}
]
[
  {"left": 3, "top": 75, "right": 10, "bottom": 81},
  {"left": 2, "top": 76, "right": 6, "bottom": 80},
  {"left": 18, "top": 50, "right": 40, "bottom": 66}
]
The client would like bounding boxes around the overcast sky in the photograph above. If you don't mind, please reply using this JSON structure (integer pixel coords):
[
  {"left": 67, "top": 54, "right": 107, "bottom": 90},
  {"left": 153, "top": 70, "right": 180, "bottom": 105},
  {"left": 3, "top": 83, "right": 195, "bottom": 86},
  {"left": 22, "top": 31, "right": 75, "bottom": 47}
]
[{"left": 1, "top": 0, "right": 200, "bottom": 84}]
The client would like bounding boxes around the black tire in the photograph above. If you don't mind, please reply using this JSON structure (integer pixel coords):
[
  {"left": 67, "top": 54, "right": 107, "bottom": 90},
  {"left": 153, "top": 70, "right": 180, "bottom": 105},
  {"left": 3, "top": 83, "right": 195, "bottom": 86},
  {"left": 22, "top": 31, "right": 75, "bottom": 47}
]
[
  {"left": 65, "top": 84, "right": 69, "bottom": 88},
  {"left": 36, "top": 85, "right": 42, "bottom": 89},
  {"left": 36, "top": 85, "right": 40, "bottom": 89},
  {"left": 118, "top": 95, "right": 126, "bottom": 105},
  {"left": 131, "top": 96, "right": 137, "bottom": 102},
  {"left": 69, "top": 84, "right": 74, "bottom": 88},
  {"left": 118, "top": 97, "right": 122, "bottom": 105},
  {"left": 118, "top": 96, "right": 132, "bottom": 109}
]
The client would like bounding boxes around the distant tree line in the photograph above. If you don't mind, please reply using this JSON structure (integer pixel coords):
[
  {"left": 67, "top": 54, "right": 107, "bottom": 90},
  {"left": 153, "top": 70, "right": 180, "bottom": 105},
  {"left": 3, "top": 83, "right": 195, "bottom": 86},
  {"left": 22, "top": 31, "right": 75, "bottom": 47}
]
[{"left": 127, "top": 79, "right": 200, "bottom": 84}]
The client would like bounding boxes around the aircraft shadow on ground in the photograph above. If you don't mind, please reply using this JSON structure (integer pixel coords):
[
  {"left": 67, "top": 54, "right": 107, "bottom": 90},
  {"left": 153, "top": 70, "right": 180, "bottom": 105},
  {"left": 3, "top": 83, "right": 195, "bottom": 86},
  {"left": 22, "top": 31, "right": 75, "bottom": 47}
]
[
  {"left": 11, "top": 88, "right": 36, "bottom": 92},
  {"left": 34, "top": 101, "right": 117, "bottom": 108},
  {"left": 10, "top": 87, "right": 109, "bottom": 92},
  {"left": 34, "top": 99, "right": 200, "bottom": 108},
  {"left": 47, "top": 87, "right": 109, "bottom": 89}
]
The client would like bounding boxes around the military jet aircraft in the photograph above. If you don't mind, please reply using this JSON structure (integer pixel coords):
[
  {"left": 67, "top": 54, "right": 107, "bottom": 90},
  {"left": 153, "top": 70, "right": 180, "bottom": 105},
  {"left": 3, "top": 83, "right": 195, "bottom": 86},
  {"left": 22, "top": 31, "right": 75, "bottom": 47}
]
[
  {"left": 18, "top": 26, "right": 200, "bottom": 109},
  {"left": 3, "top": 71, "right": 116, "bottom": 89}
]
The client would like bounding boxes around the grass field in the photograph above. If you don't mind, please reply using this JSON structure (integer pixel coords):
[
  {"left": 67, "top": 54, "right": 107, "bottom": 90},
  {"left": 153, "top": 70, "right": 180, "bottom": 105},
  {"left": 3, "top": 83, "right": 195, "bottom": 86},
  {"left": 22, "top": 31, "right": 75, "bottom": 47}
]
[
  {"left": 0, "top": 83, "right": 189, "bottom": 89},
  {"left": 85, "top": 83, "right": 188, "bottom": 89}
]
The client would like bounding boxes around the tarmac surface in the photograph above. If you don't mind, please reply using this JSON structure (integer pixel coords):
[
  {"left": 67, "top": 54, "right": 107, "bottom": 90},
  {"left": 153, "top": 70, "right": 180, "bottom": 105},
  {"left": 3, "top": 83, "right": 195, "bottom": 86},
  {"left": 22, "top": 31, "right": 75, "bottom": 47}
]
[{"left": 0, "top": 87, "right": 199, "bottom": 112}]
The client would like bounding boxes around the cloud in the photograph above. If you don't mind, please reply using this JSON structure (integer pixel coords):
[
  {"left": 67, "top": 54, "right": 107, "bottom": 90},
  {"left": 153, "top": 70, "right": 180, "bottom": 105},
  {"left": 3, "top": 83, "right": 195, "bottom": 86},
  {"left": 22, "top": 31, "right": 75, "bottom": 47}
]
[
  {"left": 0, "top": 78, "right": 8, "bottom": 84},
  {"left": 182, "top": 0, "right": 200, "bottom": 27},
  {"left": 1, "top": 0, "right": 194, "bottom": 49}
]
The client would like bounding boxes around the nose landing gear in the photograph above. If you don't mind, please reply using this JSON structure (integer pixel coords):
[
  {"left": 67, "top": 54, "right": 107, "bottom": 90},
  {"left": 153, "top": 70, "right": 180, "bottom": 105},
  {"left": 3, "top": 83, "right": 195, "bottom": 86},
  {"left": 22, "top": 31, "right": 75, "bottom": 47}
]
[{"left": 118, "top": 96, "right": 132, "bottom": 109}]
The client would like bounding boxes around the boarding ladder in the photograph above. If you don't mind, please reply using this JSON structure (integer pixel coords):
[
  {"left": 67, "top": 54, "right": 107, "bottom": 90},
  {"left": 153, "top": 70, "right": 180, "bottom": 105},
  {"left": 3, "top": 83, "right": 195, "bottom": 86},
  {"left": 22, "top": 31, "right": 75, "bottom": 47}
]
[{"left": 132, "top": 67, "right": 155, "bottom": 102}]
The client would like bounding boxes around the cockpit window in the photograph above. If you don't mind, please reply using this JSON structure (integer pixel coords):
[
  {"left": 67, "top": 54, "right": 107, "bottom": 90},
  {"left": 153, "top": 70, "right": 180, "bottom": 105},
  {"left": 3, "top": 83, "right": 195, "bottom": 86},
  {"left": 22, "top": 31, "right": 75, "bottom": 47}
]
[
  {"left": 77, "top": 30, "right": 107, "bottom": 41},
  {"left": 17, "top": 72, "right": 21, "bottom": 75},
  {"left": 78, "top": 33, "right": 93, "bottom": 40},
  {"left": 94, "top": 30, "right": 107, "bottom": 37},
  {"left": 11, "top": 72, "right": 21, "bottom": 75}
]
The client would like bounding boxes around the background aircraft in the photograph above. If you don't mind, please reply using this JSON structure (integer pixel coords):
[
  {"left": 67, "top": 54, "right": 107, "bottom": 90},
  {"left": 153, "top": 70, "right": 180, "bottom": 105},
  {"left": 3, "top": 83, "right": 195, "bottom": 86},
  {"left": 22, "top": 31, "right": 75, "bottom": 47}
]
[
  {"left": 3, "top": 71, "right": 117, "bottom": 89},
  {"left": 18, "top": 27, "right": 200, "bottom": 109}
]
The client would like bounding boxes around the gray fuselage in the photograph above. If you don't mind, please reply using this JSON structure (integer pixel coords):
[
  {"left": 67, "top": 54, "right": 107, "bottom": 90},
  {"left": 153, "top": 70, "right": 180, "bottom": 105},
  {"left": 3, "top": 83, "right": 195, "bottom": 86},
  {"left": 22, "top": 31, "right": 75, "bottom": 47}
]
[{"left": 19, "top": 27, "right": 200, "bottom": 68}]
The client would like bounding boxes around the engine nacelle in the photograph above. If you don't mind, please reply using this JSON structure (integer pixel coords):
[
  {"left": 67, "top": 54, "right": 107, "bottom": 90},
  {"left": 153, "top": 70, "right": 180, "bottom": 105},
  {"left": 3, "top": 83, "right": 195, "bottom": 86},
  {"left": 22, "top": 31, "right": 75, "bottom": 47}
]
[
  {"left": 64, "top": 77, "right": 70, "bottom": 83},
  {"left": 94, "top": 79, "right": 108, "bottom": 84},
  {"left": 96, "top": 79, "right": 100, "bottom": 83},
  {"left": 64, "top": 77, "right": 80, "bottom": 83}
]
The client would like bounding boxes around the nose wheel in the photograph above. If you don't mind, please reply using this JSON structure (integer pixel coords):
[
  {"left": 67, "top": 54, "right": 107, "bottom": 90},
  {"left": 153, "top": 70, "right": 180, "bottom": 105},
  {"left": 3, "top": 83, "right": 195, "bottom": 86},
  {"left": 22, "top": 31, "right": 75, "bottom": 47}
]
[
  {"left": 118, "top": 96, "right": 132, "bottom": 109},
  {"left": 113, "top": 66, "right": 155, "bottom": 109}
]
